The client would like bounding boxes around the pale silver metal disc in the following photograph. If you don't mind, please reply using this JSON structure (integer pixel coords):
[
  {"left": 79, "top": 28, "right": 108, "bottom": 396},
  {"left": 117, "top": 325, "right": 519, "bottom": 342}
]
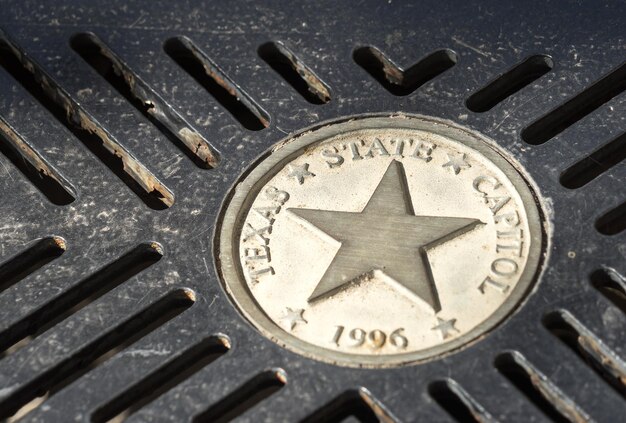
[{"left": 216, "top": 114, "right": 545, "bottom": 368}]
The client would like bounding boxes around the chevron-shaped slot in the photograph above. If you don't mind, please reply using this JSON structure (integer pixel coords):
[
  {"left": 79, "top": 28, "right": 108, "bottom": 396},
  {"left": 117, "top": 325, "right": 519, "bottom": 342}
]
[
  {"left": 466, "top": 54, "right": 553, "bottom": 112},
  {"left": 353, "top": 46, "right": 457, "bottom": 96},
  {"left": 70, "top": 33, "right": 219, "bottom": 169},
  {"left": 0, "top": 31, "right": 174, "bottom": 209},
  {"left": 522, "top": 61, "right": 626, "bottom": 145},
  {"left": 164, "top": 37, "right": 269, "bottom": 130},
  {"left": 192, "top": 369, "right": 286, "bottom": 423}
]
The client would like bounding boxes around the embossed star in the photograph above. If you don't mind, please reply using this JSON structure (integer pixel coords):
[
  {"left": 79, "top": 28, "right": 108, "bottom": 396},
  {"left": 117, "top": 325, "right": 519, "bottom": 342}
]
[
  {"left": 288, "top": 163, "right": 315, "bottom": 184},
  {"left": 280, "top": 307, "right": 308, "bottom": 330},
  {"left": 431, "top": 317, "right": 459, "bottom": 339},
  {"left": 289, "top": 161, "right": 483, "bottom": 311},
  {"left": 442, "top": 153, "right": 470, "bottom": 174}
]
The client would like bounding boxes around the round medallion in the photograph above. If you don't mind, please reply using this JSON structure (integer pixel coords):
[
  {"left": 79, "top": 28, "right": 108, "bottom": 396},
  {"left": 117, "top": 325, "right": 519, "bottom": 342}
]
[{"left": 216, "top": 114, "right": 544, "bottom": 367}]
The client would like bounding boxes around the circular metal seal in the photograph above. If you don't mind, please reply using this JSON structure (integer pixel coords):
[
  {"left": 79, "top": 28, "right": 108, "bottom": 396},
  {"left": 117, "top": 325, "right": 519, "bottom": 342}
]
[{"left": 216, "top": 114, "right": 544, "bottom": 367}]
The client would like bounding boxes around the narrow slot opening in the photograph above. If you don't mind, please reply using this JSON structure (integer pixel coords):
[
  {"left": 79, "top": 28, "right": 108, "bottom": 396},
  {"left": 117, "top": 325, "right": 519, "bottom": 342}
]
[
  {"left": 92, "top": 336, "right": 230, "bottom": 423},
  {"left": 301, "top": 390, "right": 383, "bottom": 423},
  {"left": 0, "top": 242, "right": 163, "bottom": 354},
  {"left": 70, "top": 33, "right": 218, "bottom": 169},
  {"left": 560, "top": 132, "right": 626, "bottom": 189},
  {"left": 258, "top": 41, "right": 330, "bottom": 104},
  {"left": 0, "top": 37, "right": 173, "bottom": 209},
  {"left": 0, "top": 119, "right": 75, "bottom": 204},
  {"left": 0, "top": 236, "right": 66, "bottom": 294},
  {"left": 494, "top": 353, "right": 573, "bottom": 423},
  {"left": 591, "top": 267, "right": 626, "bottom": 314},
  {"left": 192, "top": 369, "right": 286, "bottom": 423},
  {"left": 428, "top": 380, "right": 492, "bottom": 423},
  {"left": 595, "top": 200, "right": 626, "bottom": 235},
  {"left": 522, "top": 61, "right": 626, "bottom": 145},
  {"left": 164, "top": 37, "right": 269, "bottom": 131},
  {"left": 0, "top": 289, "right": 195, "bottom": 421},
  {"left": 543, "top": 310, "right": 626, "bottom": 397},
  {"left": 466, "top": 55, "right": 553, "bottom": 112},
  {"left": 353, "top": 47, "right": 457, "bottom": 96}
]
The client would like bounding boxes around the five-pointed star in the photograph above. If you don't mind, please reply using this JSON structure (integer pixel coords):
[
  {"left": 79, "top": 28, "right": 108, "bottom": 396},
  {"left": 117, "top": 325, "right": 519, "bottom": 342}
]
[
  {"left": 288, "top": 163, "right": 315, "bottom": 184},
  {"left": 289, "top": 160, "right": 483, "bottom": 311},
  {"left": 431, "top": 317, "right": 459, "bottom": 339},
  {"left": 442, "top": 153, "right": 470, "bottom": 174},
  {"left": 280, "top": 307, "right": 308, "bottom": 330}
]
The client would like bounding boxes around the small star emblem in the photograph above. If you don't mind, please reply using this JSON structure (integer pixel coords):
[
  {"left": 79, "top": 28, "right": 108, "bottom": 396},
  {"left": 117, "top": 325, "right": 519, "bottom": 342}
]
[
  {"left": 431, "top": 317, "right": 459, "bottom": 339},
  {"left": 442, "top": 153, "right": 470, "bottom": 174},
  {"left": 288, "top": 163, "right": 315, "bottom": 184},
  {"left": 280, "top": 307, "right": 308, "bottom": 330}
]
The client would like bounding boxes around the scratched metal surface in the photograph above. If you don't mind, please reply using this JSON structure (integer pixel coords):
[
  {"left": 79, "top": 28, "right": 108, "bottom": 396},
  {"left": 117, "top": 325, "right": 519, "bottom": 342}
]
[{"left": 0, "top": 0, "right": 624, "bottom": 422}]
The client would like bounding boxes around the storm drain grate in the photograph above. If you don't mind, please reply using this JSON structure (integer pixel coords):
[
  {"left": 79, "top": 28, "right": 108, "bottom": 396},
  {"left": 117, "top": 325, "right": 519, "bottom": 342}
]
[{"left": 0, "top": 1, "right": 624, "bottom": 422}]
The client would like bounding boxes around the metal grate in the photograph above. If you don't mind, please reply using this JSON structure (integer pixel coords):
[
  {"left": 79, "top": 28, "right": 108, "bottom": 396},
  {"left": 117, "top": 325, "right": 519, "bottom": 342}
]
[{"left": 0, "top": 1, "right": 624, "bottom": 421}]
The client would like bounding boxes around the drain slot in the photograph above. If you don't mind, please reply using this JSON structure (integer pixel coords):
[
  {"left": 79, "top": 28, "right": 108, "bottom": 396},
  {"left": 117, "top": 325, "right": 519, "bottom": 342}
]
[
  {"left": 494, "top": 351, "right": 591, "bottom": 423},
  {"left": 302, "top": 388, "right": 394, "bottom": 423},
  {"left": 0, "top": 117, "right": 75, "bottom": 205},
  {"left": 543, "top": 310, "right": 626, "bottom": 397},
  {"left": 164, "top": 37, "right": 269, "bottom": 130},
  {"left": 92, "top": 335, "right": 229, "bottom": 423},
  {"left": 0, "top": 289, "right": 195, "bottom": 420},
  {"left": 0, "top": 242, "right": 163, "bottom": 355},
  {"left": 192, "top": 369, "right": 286, "bottom": 423},
  {"left": 258, "top": 41, "right": 331, "bottom": 104},
  {"left": 560, "top": 132, "right": 626, "bottom": 189},
  {"left": 353, "top": 46, "right": 457, "bottom": 96},
  {"left": 466, "top": 55, "right": 553, "bottom": 112},
  {"left": 428, "top": 379, "right": 496, "bottom": 423},
  {"left": 591, "top": 267, "right": 626, "bottom": 314},
  {"left": 0, "top": 236, "right": 65, "bottom": 295},
  {"left": 0, "top": 32, "right": 174, "bottom": 209},
  {"left": 70, "top": 33, "right": 219, "bottom": 169},
  {"left": 595, "top": 200, "right": 626, "bottom": 235},
  {"left": 522, "top": 61, "right": 626, "bottom": 145}
]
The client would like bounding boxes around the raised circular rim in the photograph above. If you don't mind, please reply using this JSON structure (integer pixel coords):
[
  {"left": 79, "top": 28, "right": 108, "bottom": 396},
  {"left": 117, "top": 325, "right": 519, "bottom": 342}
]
[{"left": 215, "top": 113, "right": 546, "bottom": 368}]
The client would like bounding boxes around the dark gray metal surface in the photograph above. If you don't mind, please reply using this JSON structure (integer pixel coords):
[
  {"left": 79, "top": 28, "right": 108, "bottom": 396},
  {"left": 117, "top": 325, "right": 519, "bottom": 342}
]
[{"left": 0, "top": 1, "right": 623, "bottom": 422}]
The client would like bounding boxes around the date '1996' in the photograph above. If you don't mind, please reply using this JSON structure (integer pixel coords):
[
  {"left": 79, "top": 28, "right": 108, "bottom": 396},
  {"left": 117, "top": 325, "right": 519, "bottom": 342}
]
[{"left": 332, "top": 326, "right": 408, "bottom": 349}]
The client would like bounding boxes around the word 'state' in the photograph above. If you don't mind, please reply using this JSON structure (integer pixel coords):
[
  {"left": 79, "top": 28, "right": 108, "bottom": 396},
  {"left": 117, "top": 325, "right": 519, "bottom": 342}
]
[{"left": 218, "top": 115, "right": 543, "bottom": 367}]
